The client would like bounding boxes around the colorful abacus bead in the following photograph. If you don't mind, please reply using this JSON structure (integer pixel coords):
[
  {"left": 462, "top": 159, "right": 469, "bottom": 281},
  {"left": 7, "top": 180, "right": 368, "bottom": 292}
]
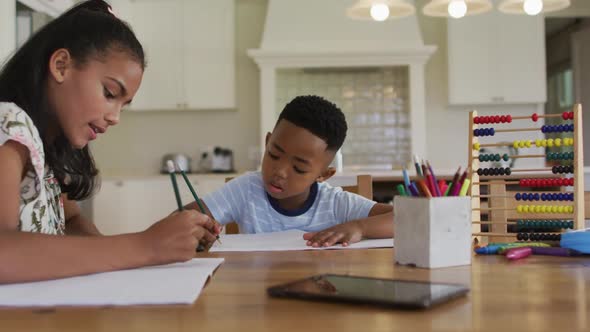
[{"left": 555, "top": 138, "right": 562, "bottom": 147}]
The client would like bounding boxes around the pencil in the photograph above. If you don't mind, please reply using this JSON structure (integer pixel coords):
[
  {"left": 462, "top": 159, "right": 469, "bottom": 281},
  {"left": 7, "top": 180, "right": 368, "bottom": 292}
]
[
  {"left": 167, "top": 160, "right": 206, "bottom": 252},
  {"left": 413, "top": 155, "right": 423, "bottom": 177},
  {"left": 426, "top": 161, "right": 442, "bottom": 197},
  {"left": 174, "top": 161, "right": 222, "bottom": 245},
  {"left": 448, "top": 166, "right": 462, "bottom": 196},
  {"left": 174, "top": 162, "right": 206, "bottom": 213},
  {"left": 416, "top": 179, "right": 433, "bottom": 198},
  {"left": 452, "top": 167, "right": 470, "bottom": 196},
  {"left": 166, "top": 160, "right": 183, "bottom": 211}
]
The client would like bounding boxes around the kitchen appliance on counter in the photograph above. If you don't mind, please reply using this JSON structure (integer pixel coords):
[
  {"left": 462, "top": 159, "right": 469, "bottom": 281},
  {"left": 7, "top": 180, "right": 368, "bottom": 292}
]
[
  {"left": 160, "top": 153, "right": 192, "bottom": 173},
  {"left": 198, "top": 146, "right": 234, "bottom": 173}
]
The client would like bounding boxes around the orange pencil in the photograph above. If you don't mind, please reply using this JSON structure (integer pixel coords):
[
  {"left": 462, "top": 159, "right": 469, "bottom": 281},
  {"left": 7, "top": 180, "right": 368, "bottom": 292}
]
[{"left": 416, "top": 179, "right": 433, "bottom": 198}]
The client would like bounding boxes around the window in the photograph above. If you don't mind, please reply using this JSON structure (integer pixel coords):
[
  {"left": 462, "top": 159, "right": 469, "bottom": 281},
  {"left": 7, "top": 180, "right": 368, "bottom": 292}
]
[{"left": 276, "top": 66, "right": 411, "bottom": 170}]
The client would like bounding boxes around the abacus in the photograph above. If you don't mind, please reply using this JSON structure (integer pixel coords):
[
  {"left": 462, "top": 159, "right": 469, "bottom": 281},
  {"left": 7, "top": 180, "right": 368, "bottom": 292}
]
[{"left": 469, "top": 104, "right": 584, "bottom": 244}]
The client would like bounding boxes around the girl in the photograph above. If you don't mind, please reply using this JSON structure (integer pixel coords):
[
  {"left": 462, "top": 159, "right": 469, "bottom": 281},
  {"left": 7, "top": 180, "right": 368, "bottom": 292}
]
[{"left": 0, "top": 0, "right": 219, "bottom": 284}]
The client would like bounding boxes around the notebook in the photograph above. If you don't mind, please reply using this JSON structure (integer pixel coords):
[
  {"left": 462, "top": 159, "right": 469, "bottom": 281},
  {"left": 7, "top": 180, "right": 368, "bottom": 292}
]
[
  {"left": 210, "top": 230, "right": 393, "bottom": 252},
  {"left": 0, "top": 258, "right": 224, "bottom": 307}
]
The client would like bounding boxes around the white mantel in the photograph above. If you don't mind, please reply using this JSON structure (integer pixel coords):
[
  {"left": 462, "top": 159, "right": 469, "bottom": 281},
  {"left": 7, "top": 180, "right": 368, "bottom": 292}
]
[{"left": 247, "top": 0, "right": 436, "bottom": 159}]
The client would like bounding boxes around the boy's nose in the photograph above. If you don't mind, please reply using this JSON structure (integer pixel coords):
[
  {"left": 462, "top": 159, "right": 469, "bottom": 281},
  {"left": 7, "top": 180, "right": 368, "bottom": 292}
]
[{"left": 273, "top": 164, "right": 288, "bottom": 179}]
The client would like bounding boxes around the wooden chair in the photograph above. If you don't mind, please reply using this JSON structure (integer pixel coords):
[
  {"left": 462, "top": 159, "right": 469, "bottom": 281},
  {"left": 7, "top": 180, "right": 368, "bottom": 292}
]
[{"left": 223, "top": 175, "right": 373, "bottom": 234}]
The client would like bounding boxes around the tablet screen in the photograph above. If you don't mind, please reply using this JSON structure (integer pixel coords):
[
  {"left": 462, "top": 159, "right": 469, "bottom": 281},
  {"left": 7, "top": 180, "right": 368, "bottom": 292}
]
[{"left": 269, "top": 274, "right": 469, "bottom": 308}]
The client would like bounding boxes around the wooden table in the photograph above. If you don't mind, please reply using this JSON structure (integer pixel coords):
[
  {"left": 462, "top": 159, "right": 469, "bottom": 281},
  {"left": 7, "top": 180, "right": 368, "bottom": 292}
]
[{"left": 1, "top": 249, "right": 589, "bottom": 331}]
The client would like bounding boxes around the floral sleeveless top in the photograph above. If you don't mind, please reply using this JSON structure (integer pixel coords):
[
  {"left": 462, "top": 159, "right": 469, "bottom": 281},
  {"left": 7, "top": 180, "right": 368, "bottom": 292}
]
[{"left": 0, "top": 103, "right": 65, "bottom": 234}]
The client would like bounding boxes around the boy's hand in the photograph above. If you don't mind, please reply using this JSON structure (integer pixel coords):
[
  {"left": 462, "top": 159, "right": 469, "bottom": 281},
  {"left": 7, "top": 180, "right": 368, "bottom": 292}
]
[
  {"left": 303, "top": 220, "right": 364, "bottom": 247},
  {"left": 140, "top": 210, "right": 219, "bottom": 264}
]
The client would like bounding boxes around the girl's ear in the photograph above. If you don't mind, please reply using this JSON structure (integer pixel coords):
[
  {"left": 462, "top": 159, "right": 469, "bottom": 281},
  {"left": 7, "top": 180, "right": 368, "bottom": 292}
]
[
  {"left": 316, "top": 167, "right": 336, "bottom": 183},
  {"left": 48, "top": 48, "right": 72, "bottom": 83}
]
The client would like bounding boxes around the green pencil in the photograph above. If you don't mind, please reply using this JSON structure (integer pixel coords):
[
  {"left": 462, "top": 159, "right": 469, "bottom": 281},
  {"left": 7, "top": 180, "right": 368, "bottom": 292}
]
[
  {"left": 166, "top": 160, "right": 183, "bottom": 211},
  {"left": 167, "top": 160, "right": 206, "bottom": 252},
  {"left": 174, "top": 161, "right": 221, "bottom": 245}
]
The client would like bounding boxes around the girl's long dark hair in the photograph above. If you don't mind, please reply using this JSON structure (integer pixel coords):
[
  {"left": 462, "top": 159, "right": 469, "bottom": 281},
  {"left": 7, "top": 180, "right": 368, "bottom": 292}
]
[{"left": 0, "top": 0, "right": 145, "bottom": 200}]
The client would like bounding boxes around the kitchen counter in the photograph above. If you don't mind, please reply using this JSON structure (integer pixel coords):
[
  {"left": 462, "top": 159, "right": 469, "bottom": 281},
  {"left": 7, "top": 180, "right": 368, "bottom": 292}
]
[{"left": 99, "top": 171, "right": 240, "bottom": 181}]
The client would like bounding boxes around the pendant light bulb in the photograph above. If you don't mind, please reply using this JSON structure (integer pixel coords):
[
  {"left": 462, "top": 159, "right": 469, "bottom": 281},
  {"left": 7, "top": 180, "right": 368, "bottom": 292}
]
[
  {"left": 370, "top": 3, "right": 390, "bottom": 21},
  {"left": 448, "top": 0, "right": 468, "bottom": 19},
  {"left": 523, "top": 0, "right": 543, "bottom": 15}
]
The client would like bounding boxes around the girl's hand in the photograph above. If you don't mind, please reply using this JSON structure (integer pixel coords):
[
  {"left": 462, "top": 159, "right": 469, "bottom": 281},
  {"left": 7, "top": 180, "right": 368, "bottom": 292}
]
[
  {"left": 140, "top": 210, "right": 219, "bottom": 264},
  {"left": 303, "top": 220, "right": 364, "bottom": 247}
]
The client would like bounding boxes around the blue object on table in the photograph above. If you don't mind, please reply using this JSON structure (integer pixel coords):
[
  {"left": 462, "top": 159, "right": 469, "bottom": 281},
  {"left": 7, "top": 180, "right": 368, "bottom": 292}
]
[
  {"left": 560, "top": 229, "right": 590, "bottom": 254},
  {"left": 475, "top": 245, "right": 502, "bottom": 255}
]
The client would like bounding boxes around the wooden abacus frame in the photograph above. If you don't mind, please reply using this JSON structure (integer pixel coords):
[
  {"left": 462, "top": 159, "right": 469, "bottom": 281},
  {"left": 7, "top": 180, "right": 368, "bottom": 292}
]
[{"left": 469, "top": 104, "right": 585, "bottom": 244}]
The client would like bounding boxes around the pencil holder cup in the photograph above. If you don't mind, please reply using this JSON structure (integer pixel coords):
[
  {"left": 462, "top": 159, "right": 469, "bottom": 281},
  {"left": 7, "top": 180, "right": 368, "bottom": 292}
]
[{"left": 393, "top": 196, "right": 472, "bottom": 269}]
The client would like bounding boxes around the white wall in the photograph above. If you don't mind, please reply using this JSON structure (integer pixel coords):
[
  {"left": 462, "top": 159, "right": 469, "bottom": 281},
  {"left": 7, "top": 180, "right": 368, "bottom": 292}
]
[{"left": 0, "top": 1, "right": 16, "bottom": 66}]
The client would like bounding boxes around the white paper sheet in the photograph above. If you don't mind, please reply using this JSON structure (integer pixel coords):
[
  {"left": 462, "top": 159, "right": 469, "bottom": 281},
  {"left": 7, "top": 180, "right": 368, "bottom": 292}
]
[
  {"left": 210, "top": 230, "right": 394, "bottom": 252},
  {"left": 0, "top": 258, "right": 224, "bottom": 307}
]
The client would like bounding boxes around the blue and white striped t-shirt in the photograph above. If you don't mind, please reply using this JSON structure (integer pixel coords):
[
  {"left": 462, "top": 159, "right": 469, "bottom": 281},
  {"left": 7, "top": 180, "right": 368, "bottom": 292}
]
[{"left": 202, "top": 172, "right": 376, "bottom": 234}]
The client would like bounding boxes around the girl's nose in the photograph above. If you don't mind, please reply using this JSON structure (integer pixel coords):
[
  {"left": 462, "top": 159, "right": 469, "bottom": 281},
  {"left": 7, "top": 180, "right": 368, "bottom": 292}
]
[{"left": 105, "top": 108, "right": 121, "bottom": 126}]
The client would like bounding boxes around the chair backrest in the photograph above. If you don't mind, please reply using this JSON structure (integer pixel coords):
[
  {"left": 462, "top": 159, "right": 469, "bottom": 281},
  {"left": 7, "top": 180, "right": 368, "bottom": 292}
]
[
  {"left": 223, "top": 175, "right": 373, "bottom": 234},
  {"left": 341, "top": 174, "right": 373, "bottom": 200}
]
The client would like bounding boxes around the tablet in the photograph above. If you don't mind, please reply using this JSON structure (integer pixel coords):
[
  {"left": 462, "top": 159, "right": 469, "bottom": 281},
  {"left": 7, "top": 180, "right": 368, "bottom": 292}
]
[{"left": 267, "top": 274, "right": 469, "bottom": 309}]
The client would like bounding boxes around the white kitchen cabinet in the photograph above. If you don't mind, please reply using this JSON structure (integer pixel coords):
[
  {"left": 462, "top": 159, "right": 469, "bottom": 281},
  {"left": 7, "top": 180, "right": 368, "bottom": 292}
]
[
  {"left": 17, "top": 0, "right": 74, "bottom": 17},
  {"left": 0, "top": 2, "right": 16, "bottom": 66},
  {"left": 112, "top": 0, "right": 235, "bottom": 111},
  {"left": 92, "top": 175, "right": 227, "bottom": 235},
  {"left": 447, "top": 11, "right": 546, "bottom": 105}
]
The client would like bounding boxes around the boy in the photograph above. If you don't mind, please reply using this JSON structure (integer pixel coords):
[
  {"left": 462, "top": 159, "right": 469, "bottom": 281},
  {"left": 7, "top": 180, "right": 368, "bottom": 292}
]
[{"left": 195, "top": 95, "right": 393, "bottom": 247}]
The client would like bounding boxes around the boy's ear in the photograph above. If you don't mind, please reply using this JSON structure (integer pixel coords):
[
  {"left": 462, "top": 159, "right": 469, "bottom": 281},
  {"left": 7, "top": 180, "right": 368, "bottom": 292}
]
[
  {"left": 316, "top": 167, "right": 336, "bottom": 183},
  {"left": 48, "top": 48, "right": 72, "bottom": 83}
]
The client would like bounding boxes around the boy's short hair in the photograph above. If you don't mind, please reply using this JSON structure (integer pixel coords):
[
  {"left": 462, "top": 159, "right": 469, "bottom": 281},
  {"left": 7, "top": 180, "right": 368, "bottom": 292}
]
[{"left": 277, "top": 95, "right": 347, "bottom": 152}]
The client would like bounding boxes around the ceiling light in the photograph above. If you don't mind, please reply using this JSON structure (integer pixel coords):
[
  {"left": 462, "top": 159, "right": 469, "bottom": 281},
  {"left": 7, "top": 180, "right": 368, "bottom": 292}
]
[
  {"left": 423, "top": 0, "right": 493, "bottom": 17},
  {"left": 499, "top": 0, "right": 571, "bottom": 15},
  {"left": 347, "top": 0, "right": 416, "bottom": 21},
  {"left": 448, "top": 1, "right": 468, "bottom": 19},
  {"left": 370, "top": 3, "right": 391, "bottom": 21}
]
